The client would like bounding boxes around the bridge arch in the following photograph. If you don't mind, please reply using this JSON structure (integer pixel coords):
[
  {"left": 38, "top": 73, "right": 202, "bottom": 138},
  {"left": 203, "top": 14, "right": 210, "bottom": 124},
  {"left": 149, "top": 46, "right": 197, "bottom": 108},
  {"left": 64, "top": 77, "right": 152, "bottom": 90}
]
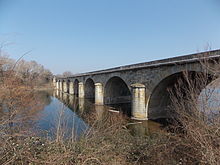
[
  {"left": 74, "top": 79, "right": 79, "bottom": 96},
  {"left": 62, "top": 79, "right": 65, "bottom": 91},
  {"left": 66, "top": 79, "right": 70, "bottom": 93},
  {"left": 104, "top": 76, "right": 131, "bottom": 115},
  {"left": 85, "top": 78, "right": 95, "bottom": 102},
  {"left": 148, "top": 71, "right": 214, "bottom": 120}
]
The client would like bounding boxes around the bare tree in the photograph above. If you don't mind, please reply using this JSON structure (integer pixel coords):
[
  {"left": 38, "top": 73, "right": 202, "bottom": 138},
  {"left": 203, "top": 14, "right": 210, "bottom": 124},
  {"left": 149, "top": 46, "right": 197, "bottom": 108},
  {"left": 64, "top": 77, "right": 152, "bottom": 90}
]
[{"left": 62, "top": 71, "right": 73, "bottom": 77}]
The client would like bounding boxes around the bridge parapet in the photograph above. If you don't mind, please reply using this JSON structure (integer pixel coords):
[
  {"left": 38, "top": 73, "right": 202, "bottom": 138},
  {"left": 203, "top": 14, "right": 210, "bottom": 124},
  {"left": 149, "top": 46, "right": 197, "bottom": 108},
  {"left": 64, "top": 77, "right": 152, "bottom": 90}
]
[{"left": 68, "top": 49, "right": 220, "bottom": 78}]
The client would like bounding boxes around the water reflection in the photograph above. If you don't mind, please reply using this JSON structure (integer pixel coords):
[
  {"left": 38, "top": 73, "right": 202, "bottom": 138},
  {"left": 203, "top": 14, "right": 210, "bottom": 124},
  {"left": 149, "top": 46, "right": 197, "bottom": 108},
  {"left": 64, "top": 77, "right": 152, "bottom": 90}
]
[
  {"left": 68, "top": 95, "right": 78, "bottom": 110},
  {"left": 30, "top": 90, "right": 162, "bottom": 138},
  {"left": 34, "top": 90, "right": 88, "bottom": 139},
  {"left": 63, "top": 93, "right": 68, "bottom": 104},
  {"left": 127, "top": 120, "right": 162, "bottom": 136},
  {"left": 30, "top": 86, "right": 220, "bottom": 139}
]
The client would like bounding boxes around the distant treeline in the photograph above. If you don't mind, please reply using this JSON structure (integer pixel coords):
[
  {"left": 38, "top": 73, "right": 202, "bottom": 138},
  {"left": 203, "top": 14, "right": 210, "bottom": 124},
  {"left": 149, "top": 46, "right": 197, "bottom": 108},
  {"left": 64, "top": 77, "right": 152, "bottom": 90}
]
[{"left": 0, "top": 54, "right": 53, "bottom": 86}]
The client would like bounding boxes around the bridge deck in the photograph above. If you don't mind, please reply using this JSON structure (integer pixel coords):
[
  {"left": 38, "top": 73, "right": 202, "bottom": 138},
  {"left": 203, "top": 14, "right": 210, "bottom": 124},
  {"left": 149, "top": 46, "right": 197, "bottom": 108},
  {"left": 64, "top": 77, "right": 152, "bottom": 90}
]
[{"left": 68, "top": 49, "right": 220, "bottom": 78}]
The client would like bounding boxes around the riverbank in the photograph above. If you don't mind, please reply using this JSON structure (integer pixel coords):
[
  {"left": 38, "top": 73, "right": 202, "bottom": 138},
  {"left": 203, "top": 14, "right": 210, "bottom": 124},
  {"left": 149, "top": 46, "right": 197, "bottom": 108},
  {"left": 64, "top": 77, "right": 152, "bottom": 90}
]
[
  {"left": 1, "top": 84, "right": 220, "bottom": 165},
  {"left": 0, "top": 110, "right": 170, "bottom": 165},
  {"left": 1, "top": 92, "right": 220, "bottom": 164}
]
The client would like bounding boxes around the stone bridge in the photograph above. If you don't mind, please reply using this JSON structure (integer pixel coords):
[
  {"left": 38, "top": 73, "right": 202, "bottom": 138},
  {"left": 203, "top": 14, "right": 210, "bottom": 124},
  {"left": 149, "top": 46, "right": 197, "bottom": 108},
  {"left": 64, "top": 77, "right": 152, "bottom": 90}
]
[{"left": 54, "top": 49, "right": 220, "bottom": 120}]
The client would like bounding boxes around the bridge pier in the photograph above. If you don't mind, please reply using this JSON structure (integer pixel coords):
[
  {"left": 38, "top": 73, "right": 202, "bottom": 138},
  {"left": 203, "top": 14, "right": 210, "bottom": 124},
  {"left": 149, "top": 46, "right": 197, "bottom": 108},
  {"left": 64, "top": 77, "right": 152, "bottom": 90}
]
[
  {"left": 131, "top": 83, "right": 147, "bottom": 120},
  {"left": 56, "top": 82, "right": 59, "bottom": 90},
  {"left": 79, "top": 82, "right": 85, "bottom": 98},
  {"left": 69, "top": 82, "right": 74, "bottom": 94},
  {"left": 53, "top": 77, "right": 57, "bottom": 87},
  {"left": 63, "top": 81, "right": 68, "bottom": 93},
  {"left": 95, "top": 83, "right": 104, "bottom": 105},
  {"left": 59, "top": 81, "right": 63, "bottom": 91}
]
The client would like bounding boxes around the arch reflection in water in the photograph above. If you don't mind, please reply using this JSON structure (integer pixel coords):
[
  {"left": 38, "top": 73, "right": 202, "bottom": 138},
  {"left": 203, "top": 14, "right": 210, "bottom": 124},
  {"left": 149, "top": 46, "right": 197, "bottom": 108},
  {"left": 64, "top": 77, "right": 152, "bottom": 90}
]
[
  {"left": 57, "top": 92, "right": 80, "bottom": 113},
  {"left": 68, "top": 95, "right": 78, "bottom": 111},
  {"left": 53, "top": 90, "right": 56, "bottom": 97},
  {"left": 36, "top": 91, "right": 88, "bottom": 139},
  {"left": 127, "top": 120, "right": 162, "bottom": 137},
  {"left": 63, "top": 93, "right": 69, "bottom": 105},
  {"left": 58, "top": 91, "right": 63, "bottom": 100},
  {"left": 54, "top": 91, "right": 163, "bottom": 137}
]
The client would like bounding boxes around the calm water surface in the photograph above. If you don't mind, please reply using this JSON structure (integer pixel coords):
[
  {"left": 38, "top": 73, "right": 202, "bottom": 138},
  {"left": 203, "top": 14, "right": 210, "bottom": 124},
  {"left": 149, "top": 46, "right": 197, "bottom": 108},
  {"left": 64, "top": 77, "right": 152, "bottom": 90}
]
[
  {"left": 33, "top": 90, "right": 162, "bottom": 138},
  {"left": 30, "top": 88, "right": 220, "bottom": 138}
]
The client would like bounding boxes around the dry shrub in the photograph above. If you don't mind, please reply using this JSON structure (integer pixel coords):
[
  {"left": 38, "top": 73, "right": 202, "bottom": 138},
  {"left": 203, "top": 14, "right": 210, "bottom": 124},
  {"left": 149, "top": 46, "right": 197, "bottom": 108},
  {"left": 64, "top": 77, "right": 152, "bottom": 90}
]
[
  {"left": 0, "top": 71, "right": 46, "bottom": 127},
  {"left": 0, "top": 112, "right": 135, "bottom": 165},
  {"left": 166, "top": 70, "right": 220, "bottom": 164},
  {"left": 0, "top": 58, "right": 52, "bottom": 164}
]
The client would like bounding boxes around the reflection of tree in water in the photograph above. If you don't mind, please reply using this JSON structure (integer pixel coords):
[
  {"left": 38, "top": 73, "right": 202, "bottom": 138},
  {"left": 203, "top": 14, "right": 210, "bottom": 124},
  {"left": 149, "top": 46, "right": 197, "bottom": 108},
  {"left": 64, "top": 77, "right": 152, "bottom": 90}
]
[
  {"left": 0, "top": 89, "right": 49, "bottom": 123},
  {"left": 35, "top": 91, "right": 52, "bottom": 107},
  {"left": 0, "top": 90, "right": 53, "bottom": 135}
]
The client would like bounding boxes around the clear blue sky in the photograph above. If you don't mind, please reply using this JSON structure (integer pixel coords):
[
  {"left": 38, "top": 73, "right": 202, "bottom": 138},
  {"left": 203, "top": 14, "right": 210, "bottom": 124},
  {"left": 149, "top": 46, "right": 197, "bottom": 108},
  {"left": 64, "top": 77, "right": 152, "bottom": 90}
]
[{"left": 0, "top": 0, "right": 220, "bottom": 74}]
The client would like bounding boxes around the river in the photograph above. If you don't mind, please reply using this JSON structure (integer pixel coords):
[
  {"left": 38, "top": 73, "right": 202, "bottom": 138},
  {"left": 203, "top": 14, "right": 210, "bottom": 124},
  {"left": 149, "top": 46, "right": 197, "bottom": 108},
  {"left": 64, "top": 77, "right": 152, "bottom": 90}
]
[{"left": 30, "top": 90, "right": 162, "bottom": 139}]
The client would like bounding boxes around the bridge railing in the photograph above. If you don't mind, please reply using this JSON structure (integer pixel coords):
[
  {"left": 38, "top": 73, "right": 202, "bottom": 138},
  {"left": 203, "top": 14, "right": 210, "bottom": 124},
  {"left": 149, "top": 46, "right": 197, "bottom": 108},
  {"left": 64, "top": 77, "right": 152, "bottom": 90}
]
[{"left": 65, "top": 49, "right": 220, "bottom": 78}]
